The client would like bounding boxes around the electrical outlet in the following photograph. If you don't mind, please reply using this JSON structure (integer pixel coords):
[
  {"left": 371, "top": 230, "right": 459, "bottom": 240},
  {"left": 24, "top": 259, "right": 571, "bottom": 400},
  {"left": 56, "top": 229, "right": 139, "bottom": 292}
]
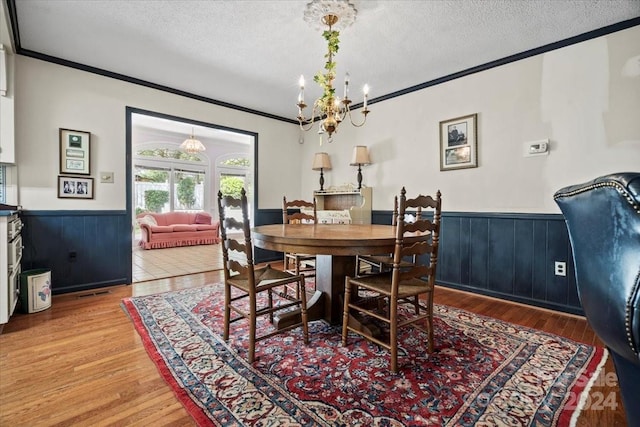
[{"left": 554, "top": 261, "right": 566, "bottom": 276}]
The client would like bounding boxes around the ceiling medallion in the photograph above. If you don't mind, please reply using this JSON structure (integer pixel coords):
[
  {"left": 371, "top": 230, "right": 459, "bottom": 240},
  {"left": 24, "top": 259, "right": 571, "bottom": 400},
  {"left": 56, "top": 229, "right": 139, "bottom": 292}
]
[{"left": 303, "top": 0, "right": 356, "bottom": 31}]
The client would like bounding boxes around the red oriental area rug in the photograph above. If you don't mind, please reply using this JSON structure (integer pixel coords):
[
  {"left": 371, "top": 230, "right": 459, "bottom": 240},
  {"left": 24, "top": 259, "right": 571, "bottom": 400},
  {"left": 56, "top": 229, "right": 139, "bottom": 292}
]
[{"left": 122, "top": 284, "right": 606, "bottom": 426}]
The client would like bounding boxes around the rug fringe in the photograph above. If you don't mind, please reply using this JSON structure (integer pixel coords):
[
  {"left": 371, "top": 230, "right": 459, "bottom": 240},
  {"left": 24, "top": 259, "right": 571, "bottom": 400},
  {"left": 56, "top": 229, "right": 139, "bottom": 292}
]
[
  {"left": 122, "top": 298, "right": 215, "bottom": 426},
  {"left": 569, "top": 348, "right": 609, "bottom": 427}
]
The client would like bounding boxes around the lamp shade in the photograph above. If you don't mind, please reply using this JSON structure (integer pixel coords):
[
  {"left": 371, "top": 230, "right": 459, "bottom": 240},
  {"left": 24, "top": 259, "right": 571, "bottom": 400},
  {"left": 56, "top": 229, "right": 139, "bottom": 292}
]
[
  {"left": 350, "top": 145, "right": 371, "bottom": 165},
  {"left": 312, "top": 152, "right": 332, "bottom": 170}
]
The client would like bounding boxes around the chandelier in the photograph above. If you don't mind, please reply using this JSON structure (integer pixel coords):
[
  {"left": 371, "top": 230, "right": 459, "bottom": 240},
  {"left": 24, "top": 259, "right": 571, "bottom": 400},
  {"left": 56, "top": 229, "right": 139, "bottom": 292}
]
[
  {"left": 296, "top": 0, "right": 370, "bottom": 143},
  {"left": 180, "top": 128, "right": 206, "bottom": 154}
]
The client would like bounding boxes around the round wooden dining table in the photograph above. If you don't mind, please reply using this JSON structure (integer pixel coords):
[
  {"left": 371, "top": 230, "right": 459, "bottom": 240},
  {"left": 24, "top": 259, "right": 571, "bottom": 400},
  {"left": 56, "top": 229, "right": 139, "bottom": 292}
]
[{"left": 252, "top": 223, "right": 401, "bottom": 327}]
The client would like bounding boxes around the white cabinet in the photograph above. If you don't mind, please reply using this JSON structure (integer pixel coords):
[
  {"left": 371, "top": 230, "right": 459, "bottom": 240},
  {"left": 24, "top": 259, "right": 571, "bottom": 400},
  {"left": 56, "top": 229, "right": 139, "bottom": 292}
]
[
  {"left": 314, "top": 187, "right": 372, "bottom": 224},
  {"left": 0, "top": 212, "right": 22, "bottom": 325}
]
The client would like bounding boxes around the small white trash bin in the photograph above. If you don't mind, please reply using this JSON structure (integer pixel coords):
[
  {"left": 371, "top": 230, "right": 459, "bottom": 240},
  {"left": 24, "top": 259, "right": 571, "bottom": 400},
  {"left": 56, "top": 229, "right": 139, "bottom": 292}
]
[{"left": 20, "top": 269, "right": 52, "bottom": 313}]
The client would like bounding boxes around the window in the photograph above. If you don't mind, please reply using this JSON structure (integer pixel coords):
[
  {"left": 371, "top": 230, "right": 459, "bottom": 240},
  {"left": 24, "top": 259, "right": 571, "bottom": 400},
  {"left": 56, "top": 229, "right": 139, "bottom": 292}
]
[
  {"left": 134, "top": 148, "right": 208, "bottom": 214},
  {"left": 135, "top": 166, "right": 170, "bottom": 214},
  {"left": 217, "top": 154, "right": 251, "bottom": 199},
  {"left": 217, "top": 155, "right": 251, "bottom": 223},
  {"left": 174, "top": 169, "right": 205, "bottom": 211}
]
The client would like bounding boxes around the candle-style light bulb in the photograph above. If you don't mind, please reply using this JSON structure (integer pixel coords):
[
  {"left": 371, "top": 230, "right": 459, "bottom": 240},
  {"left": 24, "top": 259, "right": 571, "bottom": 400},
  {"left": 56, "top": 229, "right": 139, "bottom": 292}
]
[
  {"left": 298, "top": 75, "right": 305, "bottom": 103},
  {"left": 363, "top": 84, "right": 370, "bottom": 109},
  {"left": 344, "top": 72, "right": 350, "bottom": 98}
]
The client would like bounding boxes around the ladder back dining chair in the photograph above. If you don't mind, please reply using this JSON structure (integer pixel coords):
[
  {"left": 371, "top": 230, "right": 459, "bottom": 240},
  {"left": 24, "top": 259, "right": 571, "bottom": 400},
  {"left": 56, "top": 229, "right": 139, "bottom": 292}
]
[
  {"left": 217, "top": 188, "right": 309, "bottom": 363},
  {"left": 282, "top": 196, "right": 318, "bottom": 295},
  {"left": 342, "top": 187, "right": 442, "bottom": 372},
  {"left": 355, "top": 195, "right": 423, "bottom": 313}
]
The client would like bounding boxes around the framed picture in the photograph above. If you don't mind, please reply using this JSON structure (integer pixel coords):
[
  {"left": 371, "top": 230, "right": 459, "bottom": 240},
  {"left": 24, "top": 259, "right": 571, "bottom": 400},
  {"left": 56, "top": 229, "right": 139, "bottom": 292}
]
[
  {"left": 58, "top": 176, "right": 94, "bottom": 199},
  {"left": 60, "top": 128, "right": 91, "bottom": 175},
  {"left": 439, "top": 113, "right": 478, "bottom": 171}
]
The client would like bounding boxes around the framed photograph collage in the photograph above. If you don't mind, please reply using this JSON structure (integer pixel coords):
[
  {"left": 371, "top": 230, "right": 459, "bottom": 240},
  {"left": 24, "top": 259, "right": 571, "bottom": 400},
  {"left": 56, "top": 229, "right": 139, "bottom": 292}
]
[
  {"left": 439, "top": 113, "right": 478, "bottom": 171},
  {"left": 58, "top": 128, "right": 94, "bottom": 199}
]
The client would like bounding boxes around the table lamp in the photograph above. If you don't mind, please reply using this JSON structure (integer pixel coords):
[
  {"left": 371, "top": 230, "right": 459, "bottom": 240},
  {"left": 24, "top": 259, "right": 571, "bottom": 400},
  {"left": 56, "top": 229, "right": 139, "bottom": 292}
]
[
  {"left": 350, "top": 146, "right": 371, "bottom": 190},
  {"left": 312, "top": 152, "right": 332, "bottom": 191}
]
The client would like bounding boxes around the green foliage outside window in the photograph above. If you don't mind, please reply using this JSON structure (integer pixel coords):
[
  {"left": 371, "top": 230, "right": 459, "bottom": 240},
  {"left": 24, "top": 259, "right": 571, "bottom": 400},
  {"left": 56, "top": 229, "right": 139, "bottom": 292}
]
[
  {"left": 136, "top": 169, "right": 169, "bottom": 183},
  {"left": 177, "top": 177, "right": 196, "bottom": 209},
  {"left": 220, "top": 176, "right": 244, "bottom": 198},
  {"left": 144, "top": 190, "right": 169, "bottom": 212},
  {"left": 221, "top": 158, "right": 250, "bottom": 167},
  {"left": 137, "top": 148, "right": 202, "bottom": 162}
]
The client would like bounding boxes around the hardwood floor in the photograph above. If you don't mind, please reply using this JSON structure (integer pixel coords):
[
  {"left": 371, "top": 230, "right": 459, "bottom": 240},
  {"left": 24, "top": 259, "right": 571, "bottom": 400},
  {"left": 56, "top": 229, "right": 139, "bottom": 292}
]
[{"left": 0, "top": 271, "right": 628, "bottom": 426}]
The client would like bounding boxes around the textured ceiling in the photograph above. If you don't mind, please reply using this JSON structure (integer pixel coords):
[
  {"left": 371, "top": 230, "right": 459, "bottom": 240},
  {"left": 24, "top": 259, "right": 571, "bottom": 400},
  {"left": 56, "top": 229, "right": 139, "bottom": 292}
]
[{"left": 10, "top": 0, "right": 640, "bottom": 123}]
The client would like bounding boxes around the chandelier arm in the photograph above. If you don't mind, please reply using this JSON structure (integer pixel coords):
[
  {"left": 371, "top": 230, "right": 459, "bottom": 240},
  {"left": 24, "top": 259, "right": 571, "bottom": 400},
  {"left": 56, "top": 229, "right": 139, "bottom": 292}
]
[
  {"left": 298, "top": 103, "right": 323, "bottom": 132},
  {"left": 299, "top": 118, "right": 316, "bottom": 132},
  {"left": 345, "top": 107, "right": 370, "bottom": 128}
]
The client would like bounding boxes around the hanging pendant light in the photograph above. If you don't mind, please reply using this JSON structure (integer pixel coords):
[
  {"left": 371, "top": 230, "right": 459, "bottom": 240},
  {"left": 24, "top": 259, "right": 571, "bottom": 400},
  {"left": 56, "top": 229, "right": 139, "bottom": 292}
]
[{"left": 180, "top": 128, "right": 206, "bottom": 154}]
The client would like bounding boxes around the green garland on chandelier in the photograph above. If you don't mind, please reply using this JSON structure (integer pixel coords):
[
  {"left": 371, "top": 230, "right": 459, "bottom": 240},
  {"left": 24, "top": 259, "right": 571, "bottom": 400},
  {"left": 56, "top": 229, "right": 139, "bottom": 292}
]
[{"left": 314, "top": 29, "right": 340, "bottom": 109}]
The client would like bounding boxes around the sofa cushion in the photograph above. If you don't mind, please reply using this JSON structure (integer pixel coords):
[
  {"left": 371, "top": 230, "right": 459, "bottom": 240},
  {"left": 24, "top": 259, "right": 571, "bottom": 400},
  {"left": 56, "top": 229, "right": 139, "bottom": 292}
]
[
  {"left": 160, "top": 212, "right": 192, "bottom": 226},
  {"left": 195, "top": 224, "right": 217, "bottom": 231},
  {"left": 172, "top": 224, "right": 199, "bottom": 232},
  {"left": 149, "top": 225, "right": 174, "bottom": 233},
  {"left": 194, "top": 212, "right": 212, "bottom": 224}
]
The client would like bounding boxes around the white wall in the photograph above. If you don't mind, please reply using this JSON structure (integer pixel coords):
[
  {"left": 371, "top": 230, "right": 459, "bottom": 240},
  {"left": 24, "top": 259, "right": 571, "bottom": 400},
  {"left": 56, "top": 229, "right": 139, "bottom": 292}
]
[
  {"left": 14, "top": 25, "right": 640, "bottom": 213},
  {"left": 300, "top": 25, "right": 640, "bottom": 213},
  {"left": 15, "top": 56, "right": 304, "bottom": 210}
]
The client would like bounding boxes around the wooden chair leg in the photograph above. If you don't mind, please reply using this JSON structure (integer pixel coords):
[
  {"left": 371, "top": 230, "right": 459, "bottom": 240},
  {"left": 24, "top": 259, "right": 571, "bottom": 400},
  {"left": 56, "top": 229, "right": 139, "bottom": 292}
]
[
  {"left": 282, "top": 256, "right": 291, "bottom": 297},
  {"left": 299, "top": 277, "right": 309, "bottom": 344},
  {"left": 223, "top": 283, "right": 231, "bottom": 341},
  {"left": 268, "top": 289, "right": 274, "bottom": 323},
  {"left": 341, "top": 277, "right": 352, "bottom": 347},
  {"left": 390, "top": 297, "right": 398, "bottom": 373},
  {"left": 248, "top": 295, "right": 257, "bottom": 363},
  {"left": 426, "top": 292, "right": 434, "bottom": 353},
  {"left": 426, "top": 314, "right": 434, "bottom": 354},
  {"left": 295, "top": 259, "right": 301, "bottom": 299}
]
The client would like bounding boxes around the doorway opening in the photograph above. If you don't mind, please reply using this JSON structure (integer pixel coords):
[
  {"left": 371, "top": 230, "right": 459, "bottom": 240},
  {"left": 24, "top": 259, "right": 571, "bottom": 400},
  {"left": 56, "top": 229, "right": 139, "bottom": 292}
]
[{"left": 128, "top": 108, "right": 256, "bottom": 283}]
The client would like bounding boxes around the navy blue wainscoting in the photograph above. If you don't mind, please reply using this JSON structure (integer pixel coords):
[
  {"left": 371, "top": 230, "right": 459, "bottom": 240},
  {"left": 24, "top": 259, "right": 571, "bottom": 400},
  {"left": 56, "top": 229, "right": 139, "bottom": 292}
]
[
  {"left": 256, "top": 209, "right": 580, "bottom": 314},
  {"left": 436, "top": 212, "right": 580, "bottom": 315},
  {"left": 20, "top": 210, "right": 132, "bottom": 294}
]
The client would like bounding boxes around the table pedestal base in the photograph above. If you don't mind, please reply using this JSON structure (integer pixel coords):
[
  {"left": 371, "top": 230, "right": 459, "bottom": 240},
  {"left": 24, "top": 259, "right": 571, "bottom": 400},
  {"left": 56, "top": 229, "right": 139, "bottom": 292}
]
[{"left": 273, "top": 255, "right": 380, "bottom": 337}]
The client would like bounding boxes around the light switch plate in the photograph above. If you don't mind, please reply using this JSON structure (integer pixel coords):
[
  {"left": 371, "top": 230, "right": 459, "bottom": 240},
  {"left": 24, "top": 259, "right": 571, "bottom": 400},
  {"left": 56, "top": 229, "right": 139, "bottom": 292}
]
[{"left": 100, "top": 172, "right": 114, "bottom": 183}]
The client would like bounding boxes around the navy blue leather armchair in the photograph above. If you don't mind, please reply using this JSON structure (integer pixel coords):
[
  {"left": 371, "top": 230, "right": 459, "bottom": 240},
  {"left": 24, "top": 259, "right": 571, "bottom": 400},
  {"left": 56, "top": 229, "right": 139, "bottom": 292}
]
[{"left": 554, "top": 172, "right": 640, "bottom": 425}]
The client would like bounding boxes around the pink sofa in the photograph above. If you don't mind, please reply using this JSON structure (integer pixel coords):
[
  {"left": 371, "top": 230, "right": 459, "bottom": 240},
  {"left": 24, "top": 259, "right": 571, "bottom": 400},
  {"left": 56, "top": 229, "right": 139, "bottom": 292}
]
[{"left": 136, "top": 211, "right": 220, "bottom": 250}]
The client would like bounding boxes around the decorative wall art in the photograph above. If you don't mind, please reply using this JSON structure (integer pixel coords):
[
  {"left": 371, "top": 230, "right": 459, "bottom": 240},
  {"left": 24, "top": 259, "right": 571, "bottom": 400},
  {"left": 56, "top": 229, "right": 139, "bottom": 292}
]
[
  {"left": 60, "top": 128, "right": 91, "bottom": 175},
  {"left": 58, "top": 176, "right": 94, "bottom": 199},
  {"left": 439, "top": 114, "right": 478, "bottom": 171}
]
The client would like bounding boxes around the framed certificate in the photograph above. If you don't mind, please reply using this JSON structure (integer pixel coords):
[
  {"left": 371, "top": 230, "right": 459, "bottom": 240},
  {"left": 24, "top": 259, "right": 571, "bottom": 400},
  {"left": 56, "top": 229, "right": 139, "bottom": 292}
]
[{"left": 60, "top": 128, "right": 91, "bottom": 175}]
